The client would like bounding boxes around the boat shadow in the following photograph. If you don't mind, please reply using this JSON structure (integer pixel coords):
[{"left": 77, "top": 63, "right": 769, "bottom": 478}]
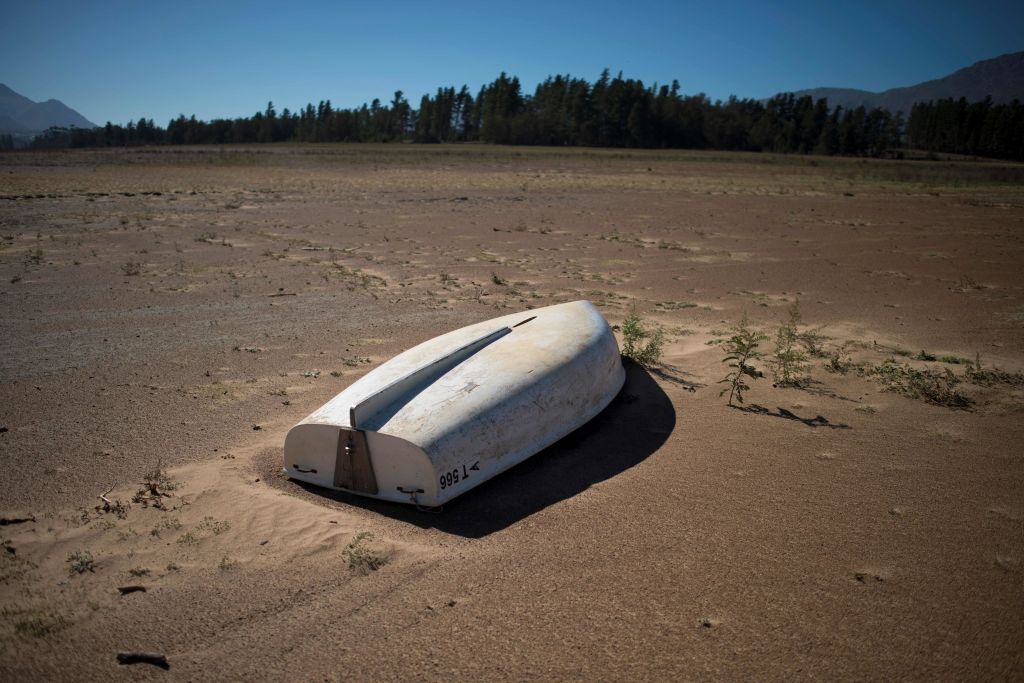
[{"left": 291, "top": 360, "right": 675, "bottom": 538}]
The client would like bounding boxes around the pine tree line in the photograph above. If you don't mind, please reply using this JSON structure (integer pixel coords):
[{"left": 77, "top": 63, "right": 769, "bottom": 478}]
[
  {"left": 906, "top": 97, "right": 1024, "bottom": 161},
  {"left": 25, "top": 70, "right": 1022, "bottom": 160}
]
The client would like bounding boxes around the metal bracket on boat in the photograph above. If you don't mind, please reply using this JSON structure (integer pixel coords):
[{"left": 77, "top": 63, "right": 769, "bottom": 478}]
[{"left": 397, "top": 486, "right": 443, "bottom": 514}]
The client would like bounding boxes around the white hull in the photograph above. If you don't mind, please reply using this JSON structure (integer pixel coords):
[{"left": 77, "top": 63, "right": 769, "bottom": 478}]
[{"left": 283, "top": 300, "right": 625, "bottom": 507}]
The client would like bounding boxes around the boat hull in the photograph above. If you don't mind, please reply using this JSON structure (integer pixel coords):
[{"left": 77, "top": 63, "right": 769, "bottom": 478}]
[{"left": 283, "top": 300, "right": 625, "bottom": 506}]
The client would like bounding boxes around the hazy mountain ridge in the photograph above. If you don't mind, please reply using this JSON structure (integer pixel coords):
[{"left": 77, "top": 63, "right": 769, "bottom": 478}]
[
  {"left": 0, "top": 84, "right": 97, "bottom": 134},
  {"left": 785, "top": 51, "right": 1024, "bottom": 113}
]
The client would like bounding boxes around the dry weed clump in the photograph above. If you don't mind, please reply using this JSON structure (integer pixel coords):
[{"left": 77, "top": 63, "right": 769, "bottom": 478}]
[
  {"left": 67, "top": 550, "right": 96, "bottom": 575},
  {"left": 965, "top": 354, "right": 1024, "bottom": 387},
  {"left": 93, "top": 483, "right": 130, "bottom": 519},
  {"left": 343, "top": 532, "right": 388, "bottom": 575},
  {"left": 133, "top": 459, "right": 180, "bottom": 509},
  {"left": 13, "top": 611, "right": 68, "bottom": 638},
  {"left": 861, "top": 359, "right": 973, "bottom": 409},
  {"left": 121, "top": 260, "right": 142, "bottom": 276},
  {"left": 177, "top": 516, "right": 230, "bottom": 545}
]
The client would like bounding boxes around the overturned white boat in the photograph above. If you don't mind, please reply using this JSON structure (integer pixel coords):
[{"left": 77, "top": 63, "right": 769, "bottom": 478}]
[{"left": 283, "top": 300, "right": 625, "bottom": 507}]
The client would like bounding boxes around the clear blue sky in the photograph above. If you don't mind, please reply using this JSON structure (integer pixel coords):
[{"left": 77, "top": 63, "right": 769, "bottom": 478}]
[{"left": 3, "top": 0, "right": 1022, "bottom": 127}]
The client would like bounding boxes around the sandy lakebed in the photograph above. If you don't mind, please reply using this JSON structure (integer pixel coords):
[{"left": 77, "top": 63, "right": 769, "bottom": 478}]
[{"left": 1, "top": 144, "right": 1022, "bottom": 680}]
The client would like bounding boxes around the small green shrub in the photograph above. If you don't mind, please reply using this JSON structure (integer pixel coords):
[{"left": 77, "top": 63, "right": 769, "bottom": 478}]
[
  {"left": 717, "top": 314, "right": 767, "bottom": 406},
  {"left": 772, "top": 301, "right": 810, "bottom": 387},
  {"left": 621, "top": 312, "right": 664, "bottom": 367}
]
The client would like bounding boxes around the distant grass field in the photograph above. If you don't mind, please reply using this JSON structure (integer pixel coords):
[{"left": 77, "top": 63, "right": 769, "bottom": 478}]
[{"left": 3, "top": 144, "right": 1023, "bottom": 197}]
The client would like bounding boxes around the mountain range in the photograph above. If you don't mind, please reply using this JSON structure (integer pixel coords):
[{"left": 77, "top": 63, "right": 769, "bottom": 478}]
[
  {"left": 782, "top": 51, "right": 1024, "bottom": 114},
  {"left": 0, "top": 84, "right": 97, "bottom": 135}
]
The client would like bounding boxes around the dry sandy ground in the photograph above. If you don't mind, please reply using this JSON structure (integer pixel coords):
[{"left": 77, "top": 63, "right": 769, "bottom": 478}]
[{"left": 1, "top": 145, "right": 1022, "bottom": 680}]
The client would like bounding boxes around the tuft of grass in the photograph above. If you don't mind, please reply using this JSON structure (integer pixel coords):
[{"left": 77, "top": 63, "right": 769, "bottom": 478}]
[
  {"left": 149, "top": 517, "right": 182, "bottom": 538},
  {"left": 128, "top": 567, "right": 150, "bottom": 577},
  {"left": 655, "top": 300, "right": 698, "bottom": 311},
  {"left": 331, "top": 263, "right": 385, "bottom": 289},
  {"left": 218, "top": 555, "right": 238, "bottom": 571},
  {"left": 198, "top": 516, "right": 230, "bottom": 535},
  {"left": 621, "top": 310, "right": 664, "bottom": 367},
  {"left": 121, "top": 261, "right": 142, "bottom": 276},
  {"left": 716, "top": 313, "right": 767, "bottom": 406},
  {"left": 177, "top": 516, "right": 230, "bottom": 545},
  {"left": 824, "top": 342, "right": 854, "bottom": 374},
  {"left": 14, "top": 612, "right": 68, "bottom": 638},
  {"left": 343, "top": 532, "right": 388, "bottom": 575},
  {"left": 176, "top": 530, "right": 199, "bottom": 545},
  {"left": 800, "top": 330, "right": 829, "bottom": 358},
  {"left": 67, "top": 550, "right": 96, "bottom": 575}
]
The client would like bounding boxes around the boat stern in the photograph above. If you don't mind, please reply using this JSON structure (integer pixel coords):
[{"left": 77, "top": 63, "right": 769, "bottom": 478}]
[{"left": 283, "top": 423, "right": 439, "bottom": 506}]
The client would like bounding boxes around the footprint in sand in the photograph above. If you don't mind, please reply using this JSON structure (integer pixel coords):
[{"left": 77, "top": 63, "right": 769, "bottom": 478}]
[{"left": 987, "top": 506, "right": 1020, "bottom": 521}]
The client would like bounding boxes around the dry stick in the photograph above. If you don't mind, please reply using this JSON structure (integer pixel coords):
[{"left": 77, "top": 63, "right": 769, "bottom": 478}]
[
  {"left": 117, "top": 585, "right": 147, "bottom": 595},
  {"left": 116, "top": 652, "right": 169, "bottom": 669},
  {"left": 0, "top": 515, "right": 35, "bottom": 526},
  {"left": 98, "top": 484, "right": 115, "bottom": 507}
]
